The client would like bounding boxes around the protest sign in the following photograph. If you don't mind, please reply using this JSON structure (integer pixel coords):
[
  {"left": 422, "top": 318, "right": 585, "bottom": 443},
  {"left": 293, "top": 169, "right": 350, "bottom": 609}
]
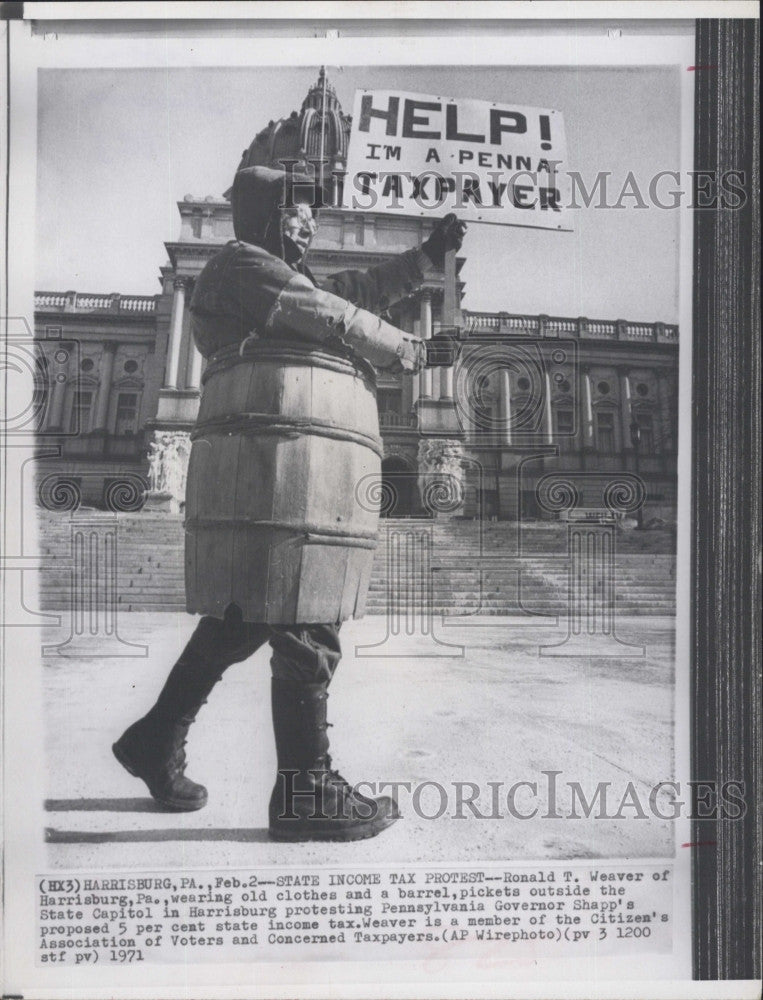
[{"left": 343, "top": 89, "right": 572, "bottom": 230}]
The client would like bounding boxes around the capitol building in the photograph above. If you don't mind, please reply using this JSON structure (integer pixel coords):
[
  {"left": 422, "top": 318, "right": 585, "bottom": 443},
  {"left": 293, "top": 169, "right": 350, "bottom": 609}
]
[{"left": 34, "top": 71, "right": 678, "bottom": 524}]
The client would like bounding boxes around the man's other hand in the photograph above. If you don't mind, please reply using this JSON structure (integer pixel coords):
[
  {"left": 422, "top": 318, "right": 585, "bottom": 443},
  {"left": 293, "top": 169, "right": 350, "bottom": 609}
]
[{"left": 421, "top": 214, "right": 467, "bottom": 268}]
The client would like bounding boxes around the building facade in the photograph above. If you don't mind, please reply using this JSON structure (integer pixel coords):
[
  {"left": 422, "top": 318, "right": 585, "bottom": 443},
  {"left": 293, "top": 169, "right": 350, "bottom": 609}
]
[{"left": 34, "top": 71, "right": 679, "bottom": 522}]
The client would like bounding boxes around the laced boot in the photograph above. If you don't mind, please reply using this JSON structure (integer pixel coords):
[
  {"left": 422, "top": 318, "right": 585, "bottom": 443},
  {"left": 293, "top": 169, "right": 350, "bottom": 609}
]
[
  {"left": 112, "top": 710, "right": 208, "bottom": 811},
  {"left": 112, "top": 617, "right": 242, "bottom": 811},
  {"left": 268, "top": 679, "right": 399, "bottom": 842}
]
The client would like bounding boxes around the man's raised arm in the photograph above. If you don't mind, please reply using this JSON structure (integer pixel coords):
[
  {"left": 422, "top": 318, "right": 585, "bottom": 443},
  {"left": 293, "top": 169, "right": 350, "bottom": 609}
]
[
  {"left": 265, "top": 272, "right": 425, "bottom": 374},
  {"left": 319, "top": 213, "right": 467, "bottom": 313}
]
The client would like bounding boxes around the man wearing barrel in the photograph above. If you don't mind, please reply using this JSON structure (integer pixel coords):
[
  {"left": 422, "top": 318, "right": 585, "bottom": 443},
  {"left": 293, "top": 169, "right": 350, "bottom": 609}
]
[{"left": 114, "top": 166, "right": 465, "bottom": 842}]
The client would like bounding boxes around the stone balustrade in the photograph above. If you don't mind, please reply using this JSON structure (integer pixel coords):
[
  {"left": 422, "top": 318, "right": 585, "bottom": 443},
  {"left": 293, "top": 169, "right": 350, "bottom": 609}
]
[
  {"left": 35, "top": 291, "right": 158, "bottom": 314},
  {"left": 121, "top": 296, "right": 158, "bottom": 312},
  {"left": 34, "top": 293, "right": 677, "bottom": 343},
  {"left": 464, "top": 310, "right": 678, "bottom": 344},
  {"left": 379, "top": 410, "right": 418, "bottom": 429},
  {"left": 35, "top": 292, "right": 69, "bottom": 309}
]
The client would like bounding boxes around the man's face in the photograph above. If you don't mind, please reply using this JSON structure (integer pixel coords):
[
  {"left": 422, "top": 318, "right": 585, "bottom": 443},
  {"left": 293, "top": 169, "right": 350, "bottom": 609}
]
[{"left": 281, "top": 203, "right": 318, "bottom": 259}]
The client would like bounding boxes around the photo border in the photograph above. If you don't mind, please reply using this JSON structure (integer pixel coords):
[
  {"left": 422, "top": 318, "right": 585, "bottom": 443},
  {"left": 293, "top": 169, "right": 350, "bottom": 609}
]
[
  {"left": 0, "top": 4, "right": 760, "bottom": 994},
  {"left": 691, "top": 16, "right": 761, "bottom": 982}
]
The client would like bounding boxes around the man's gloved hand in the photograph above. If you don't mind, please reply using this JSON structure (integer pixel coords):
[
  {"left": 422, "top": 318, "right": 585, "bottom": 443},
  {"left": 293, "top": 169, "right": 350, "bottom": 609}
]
[
  {"left": 424, "top": 330, "right": 461, "bottom": 368},
  {"left": 394, "top": 335, "right": 427, "bottom": 375},
  {"left": 421, "top": 213, "right": 467, "bottom": 268}
]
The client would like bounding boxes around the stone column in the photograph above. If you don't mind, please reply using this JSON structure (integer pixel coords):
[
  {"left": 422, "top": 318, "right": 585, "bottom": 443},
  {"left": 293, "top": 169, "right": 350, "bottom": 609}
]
[
  {"left": 187, "top": 342, "right": 204, "bottom": 391},
  {"left": 332, "top": 157, "right": 344, "bottom": 207},
  {"left": 581, "top": 367, "right": 595, "bottom": 447},
  {"left": 410, "top": 318, "right": 421, "bottom": 407},
  {"left": 656, "top": 370, "right": 674, "bottom": 452},
  {"left": 164, "top": 276, "right": 190, "bottom": 390},
  {"left": 440, "top": 364, "right": 454, "bottom": 400},
  {"left": 47, "top": 356, "right": 69, "bottom": 430},
  {"left": 619, "top": 368, "right": 633, "bottom": 455},
  {"left": 499, "top": 368, "right": 512, "bottom": 445},
  {"left": 92, "top": 342, "right": 116, "bottom": 430},
  {"left": 428, "top": 295, "right": 440, "bottom": 399},
  {"left": 543, "top": 369, "right": 554, "bottom": 444},
  {"left": 418, "top": 292, "right": 433, "bottom": 399}
]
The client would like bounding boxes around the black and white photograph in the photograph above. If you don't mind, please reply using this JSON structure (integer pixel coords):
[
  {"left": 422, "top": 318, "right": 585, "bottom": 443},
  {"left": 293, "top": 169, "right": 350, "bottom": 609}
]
[{"left": 1, "top": 4, "right": 759, "bottom": 998}]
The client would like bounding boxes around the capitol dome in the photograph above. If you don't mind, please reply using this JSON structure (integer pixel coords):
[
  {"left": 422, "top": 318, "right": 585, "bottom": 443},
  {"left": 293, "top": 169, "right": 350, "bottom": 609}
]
[{"left": 231, "top": 69, "right": 351, "bottom": 201}]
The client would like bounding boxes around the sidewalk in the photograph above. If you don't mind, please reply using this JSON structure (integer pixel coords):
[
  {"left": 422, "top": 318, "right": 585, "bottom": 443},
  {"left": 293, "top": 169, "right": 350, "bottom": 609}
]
[{"left": 42, "top": 612, "right": 676, "bottom": 871}]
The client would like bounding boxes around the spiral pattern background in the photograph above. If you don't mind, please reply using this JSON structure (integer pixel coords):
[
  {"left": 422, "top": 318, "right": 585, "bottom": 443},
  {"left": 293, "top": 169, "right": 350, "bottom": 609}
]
[
  {"left": 422, "top": 475, "right": 463, "bottom": 514},
  {"left": 1, "top": 346, "right": 49, "bottom": 432},
  {"left": 38, "top": 476, "right": 81, "bottom": 512},
  {"left": 105, "top": 477, "right": 147, "bottom": 512},
  {"left": 536, "top": 476, "right": 580, "bottom": 513},
  {"left": 604, "top": 476, "right": 646, "bottom": 514},
  {"left": 354, "top": 473, "right": 399, "bottom": 515},
  {"left": 453, "top": 343, "right": 545, "bottom": 436}
]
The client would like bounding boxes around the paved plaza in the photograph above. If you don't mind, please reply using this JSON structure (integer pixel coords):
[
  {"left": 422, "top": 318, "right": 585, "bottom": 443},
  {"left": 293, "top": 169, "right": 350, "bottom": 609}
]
[{"left": 42, "top": 612, "right": 676, "bottom": 871}]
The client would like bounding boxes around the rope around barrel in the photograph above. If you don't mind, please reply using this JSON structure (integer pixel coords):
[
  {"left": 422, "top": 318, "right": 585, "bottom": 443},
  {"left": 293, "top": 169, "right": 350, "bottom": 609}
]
[
  {"left": 202, "top": 338, "right": 377, "bottom": 387},
  {"left": 191, "top": 412, "right": 384, "bottom": 457},
  {"left": 184, "top": 517, "right": 379, "bottom": 548}
]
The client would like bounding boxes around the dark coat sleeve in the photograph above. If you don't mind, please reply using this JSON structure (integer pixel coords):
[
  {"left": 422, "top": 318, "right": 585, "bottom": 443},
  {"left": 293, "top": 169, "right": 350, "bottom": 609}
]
[
  {"left": 189, "top": 242, "right": 299, "bottom": 357},
  {"left": 190, "top": 242, "right": 427, "bottom": 360},
  {"left": 318, "top": 248, "right": 425, "bottom": 314}
]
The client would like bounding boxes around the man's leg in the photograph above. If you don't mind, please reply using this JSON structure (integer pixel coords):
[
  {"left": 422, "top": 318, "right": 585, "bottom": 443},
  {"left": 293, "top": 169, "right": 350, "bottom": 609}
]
[
  {"left": 267, "top": 624, "right": 399, "bottom": 841},
  {"left": 113, "top": 606, "right": 269, "bottom": 811}
]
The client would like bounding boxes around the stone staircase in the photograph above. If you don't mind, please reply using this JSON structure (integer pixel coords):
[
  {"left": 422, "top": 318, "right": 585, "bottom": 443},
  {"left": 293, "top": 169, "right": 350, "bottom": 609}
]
[
  {"left": 365, "top": 519, "right": 675, "bottom": 617},
  {"left": 36, "top": 511, "right": 676, "bottom": 616}
]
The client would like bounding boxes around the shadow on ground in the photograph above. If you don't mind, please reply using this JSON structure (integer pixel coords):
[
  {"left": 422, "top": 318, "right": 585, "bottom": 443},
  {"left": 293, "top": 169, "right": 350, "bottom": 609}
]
[
  {"left": 46, "top": 797, "right": 163, "bottom": 813},
  {"left": 45, "top": 826, "right": 271, "bottom": 843}
]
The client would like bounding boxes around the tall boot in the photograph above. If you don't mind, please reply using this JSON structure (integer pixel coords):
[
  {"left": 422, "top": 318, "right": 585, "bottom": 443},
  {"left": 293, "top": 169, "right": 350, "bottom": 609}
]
[
  {"left": 112, "top": 708, "right": 207, "bottom": 812},
  {"left": 268, "top": 679, "right": 400, "bottom": 842},
  {"left": 113, "top": 614, "right": 264, "bottom": 811}
]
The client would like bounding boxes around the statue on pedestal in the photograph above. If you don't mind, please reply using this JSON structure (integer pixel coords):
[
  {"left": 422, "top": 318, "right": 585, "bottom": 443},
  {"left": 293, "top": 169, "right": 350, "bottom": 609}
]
[
  {"left": 417, "top": 438, "right": 465, "bottom": 515},
  {"left": 143, "top": 431, "right": 191, "bottom": 513}
]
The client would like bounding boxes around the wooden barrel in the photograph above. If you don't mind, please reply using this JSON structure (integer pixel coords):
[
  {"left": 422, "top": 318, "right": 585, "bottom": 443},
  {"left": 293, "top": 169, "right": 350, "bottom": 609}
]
[{"left": 184, "top": 338, "right": 381, "bottom": 624}]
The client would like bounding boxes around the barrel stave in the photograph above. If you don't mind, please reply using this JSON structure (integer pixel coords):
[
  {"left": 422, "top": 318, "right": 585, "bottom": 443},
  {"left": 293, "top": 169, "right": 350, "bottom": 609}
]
[{"left": 185, "top": 343, "right": 380, "bottom": 624}]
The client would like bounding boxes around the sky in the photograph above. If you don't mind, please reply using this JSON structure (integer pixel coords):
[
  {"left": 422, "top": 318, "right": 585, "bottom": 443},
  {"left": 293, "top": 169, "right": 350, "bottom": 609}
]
[{"left": 36, "top": 64, "right": 682, "bottom": 322}]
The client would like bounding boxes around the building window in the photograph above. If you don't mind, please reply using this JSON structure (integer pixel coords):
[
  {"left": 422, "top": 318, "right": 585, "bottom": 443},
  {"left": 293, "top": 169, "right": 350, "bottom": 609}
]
[
  {"left": 597, "top": 380, "right": 611, "bottom": 395},
  {"left": 124, "top": 359, "right": 139, "bottom": 374},
  {"left": 596, "top": 410, "right": 616, "bottom": 452},
  {"left": 115, "top": 392, "right": 139, "bottom": 436},
  {"left": 636, "top": 381, "right": 650, "bottom": 397},
  {"left": 377, "top": 388, "right": 414, "bottom": 429},
  {"left": 80, "top": 357, "right": 94, "bottom": 372},
  {"left": 556, "top": 408, "right": 574, "bottom": 436},
  {"left": 378, "top": 388, "right": 402, "bottom": 416},
  {"left": 475, "top": 373, "right": 492, "bottom": 396},
  {"left": 634, "top": 412, "right": 655, "bottom": 452},
  {"left": 69, "top": 390, "right": 93, "bottom": 433}
]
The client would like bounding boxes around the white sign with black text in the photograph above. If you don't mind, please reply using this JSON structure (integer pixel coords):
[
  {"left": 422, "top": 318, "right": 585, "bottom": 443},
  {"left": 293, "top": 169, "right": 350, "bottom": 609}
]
[{"left": 343, "top": 89, "right": 572, "bottom": 229}]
